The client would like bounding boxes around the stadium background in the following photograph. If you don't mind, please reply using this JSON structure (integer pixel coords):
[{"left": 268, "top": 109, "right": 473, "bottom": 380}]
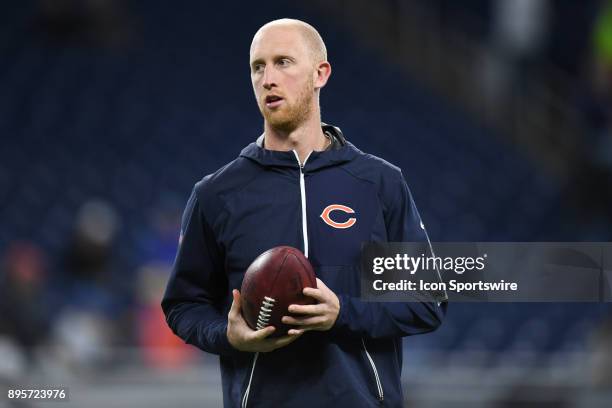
[{"left": 1, "top": 0, "right": 612, "bottom": 406}]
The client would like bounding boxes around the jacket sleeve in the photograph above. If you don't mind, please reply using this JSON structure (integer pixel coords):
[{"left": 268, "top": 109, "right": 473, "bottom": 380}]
[
  {"left": 161, "top": 187, "right": 240, "bottom": 357},
  {"left": 331, "top": 170, "right": 447, "bottom": 339}
]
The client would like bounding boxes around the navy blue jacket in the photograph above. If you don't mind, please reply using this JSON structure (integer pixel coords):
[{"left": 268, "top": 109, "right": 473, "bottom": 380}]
[{"left": 162, "top": 124, "right": 446, "bottom": 407}]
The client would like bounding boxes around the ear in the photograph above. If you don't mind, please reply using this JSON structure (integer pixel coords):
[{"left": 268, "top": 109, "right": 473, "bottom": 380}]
[{"left": 313, "top": 61, "right": 331, "bottom": 90}]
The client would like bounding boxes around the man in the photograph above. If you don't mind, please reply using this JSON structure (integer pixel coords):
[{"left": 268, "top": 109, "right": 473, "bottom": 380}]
[{"left": 162, "top": 18, "right": 446, "bottom": 407}]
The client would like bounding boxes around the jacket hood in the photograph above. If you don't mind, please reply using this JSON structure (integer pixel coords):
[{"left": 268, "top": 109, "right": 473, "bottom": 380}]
[{"left": 239, "top": 123, "right": 360, "bottom": 172}]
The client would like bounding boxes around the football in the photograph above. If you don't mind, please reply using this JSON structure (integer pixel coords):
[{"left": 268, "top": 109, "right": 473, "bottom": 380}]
[{"left": 240, "top": 246, "right": 317, "bottom": 336}]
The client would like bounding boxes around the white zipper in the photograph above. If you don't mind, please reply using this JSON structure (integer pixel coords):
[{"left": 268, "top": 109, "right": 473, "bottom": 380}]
[
  {"left": 420, "top": 220, "right": 447, "bottom": 305},
  {"left": 292, "top": 150, "right": 312, "bottom": 258},
  {"left": 240, "top": 150, "right": 312, "bottom": 408},
  {"left": 362, "top": 338, "right": 384, "bottom": 401}
]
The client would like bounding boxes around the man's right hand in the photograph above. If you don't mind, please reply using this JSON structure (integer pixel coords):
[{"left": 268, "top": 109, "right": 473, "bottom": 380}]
[{"left": 227, "top": 289, "right": 302, "bottom": 353}]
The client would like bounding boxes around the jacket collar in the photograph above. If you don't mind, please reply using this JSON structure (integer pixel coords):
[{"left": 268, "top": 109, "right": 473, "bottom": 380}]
[{"left": 239, "top": 123, "right": 360, "bottom": 172}]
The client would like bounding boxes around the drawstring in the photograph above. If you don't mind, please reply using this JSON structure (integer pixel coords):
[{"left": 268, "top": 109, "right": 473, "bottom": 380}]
[{"left": 241, "top": 352, "right": 259, "bottom": 408}]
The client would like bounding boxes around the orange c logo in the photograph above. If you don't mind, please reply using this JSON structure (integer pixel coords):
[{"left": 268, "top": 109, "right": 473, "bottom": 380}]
[{"left": 320, "top": 204, "right": 357, "bottom": 229}]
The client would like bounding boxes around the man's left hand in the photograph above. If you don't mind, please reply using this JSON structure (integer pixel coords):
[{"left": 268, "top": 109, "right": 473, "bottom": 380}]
[{"left": 282, "top": 278, "right": 340, "bottom": 334}]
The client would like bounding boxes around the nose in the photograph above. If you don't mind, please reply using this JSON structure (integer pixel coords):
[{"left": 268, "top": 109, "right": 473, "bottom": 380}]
[{"left": 262, "top": 66, "right": 277, "bottom": 90}]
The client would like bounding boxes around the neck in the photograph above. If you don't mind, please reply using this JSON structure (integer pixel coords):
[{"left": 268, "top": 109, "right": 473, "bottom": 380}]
[{"left": 263, "top": 113, "right": 328, "bottom": 165}]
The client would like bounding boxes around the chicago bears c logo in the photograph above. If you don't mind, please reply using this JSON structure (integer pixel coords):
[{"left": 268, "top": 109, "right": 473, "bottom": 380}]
[{"left": 320, "top": 204, "right": 356, "bottom": 229}]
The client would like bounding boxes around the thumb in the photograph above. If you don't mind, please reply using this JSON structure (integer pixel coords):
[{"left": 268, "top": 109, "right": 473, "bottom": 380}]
[
  {"left": 252, "top": 325, "right": 275, "bottom": 341},
  {"left": 229, "top": 289, "right": 241, "bottom": 317}
]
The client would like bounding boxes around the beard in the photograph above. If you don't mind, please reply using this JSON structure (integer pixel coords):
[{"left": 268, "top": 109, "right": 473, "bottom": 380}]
[{"left": 259, "top": 80, "right": 314, "bottom": 132}]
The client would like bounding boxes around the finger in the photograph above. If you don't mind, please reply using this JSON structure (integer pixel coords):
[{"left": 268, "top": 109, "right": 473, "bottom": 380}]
[
  {"left": 228, "top": 289, "right": 241, "bottom": 317},
  {"left": 282, "top": 315, "right": 324, "bottom": 327},
  {"left": 288, "top": 303, "right": 325, "bottom": 315},
  {"left": 302, "top": 287, "right": 327, "bottom": 302},
  {"left": 287, "top": 328, "right": 304, "bottom": 336},
  {"left": 315, "top": 277, "right": 326, "bottom": 289}
]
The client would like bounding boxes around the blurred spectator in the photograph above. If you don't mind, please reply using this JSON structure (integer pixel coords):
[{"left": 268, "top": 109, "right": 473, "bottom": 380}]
[
  {"left": 481, "top": 0, "right": 551, "bottom": 107},
  {"left": 63, "top": 199, "right": 119, "bottom": 286},
  {"left": 493, "top": 0, "right": 550, "bottom": 60},
  {"left": 51, "top": 199, "right": 132, "bottom": 371},
  {"left": 0, "top": 242, "right": 53, "bottom": 365}
]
